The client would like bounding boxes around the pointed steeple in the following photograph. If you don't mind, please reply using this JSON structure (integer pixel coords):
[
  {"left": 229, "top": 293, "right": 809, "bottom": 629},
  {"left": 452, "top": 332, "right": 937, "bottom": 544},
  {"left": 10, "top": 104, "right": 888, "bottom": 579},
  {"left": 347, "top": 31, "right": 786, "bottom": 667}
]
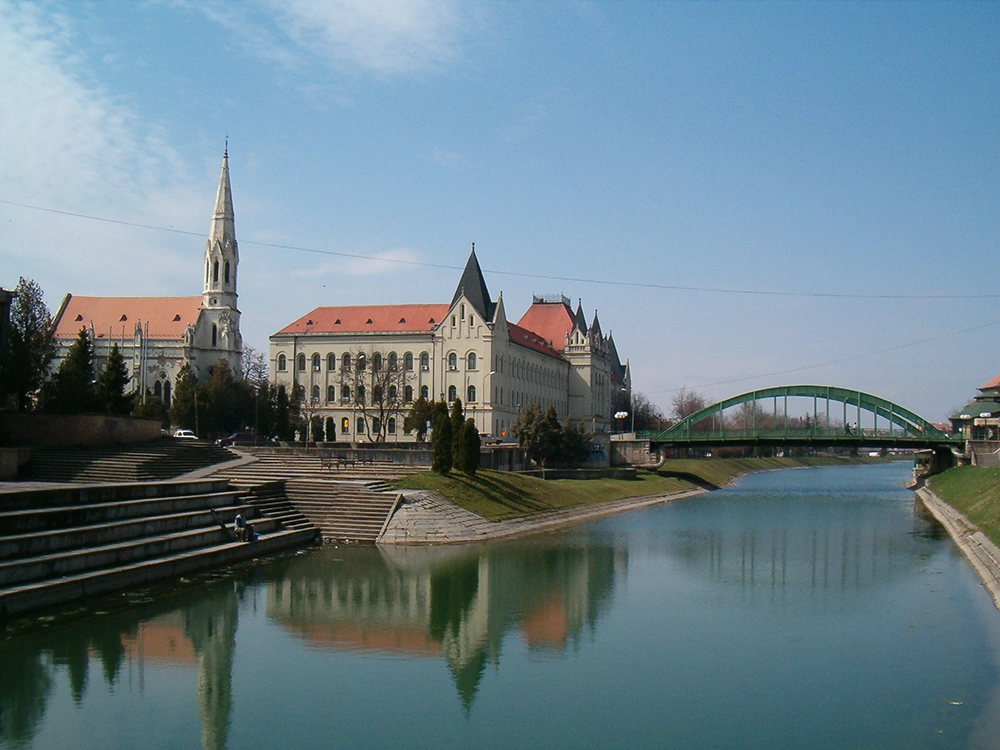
[
  {"left": 209, "top": 143, "right": 236, "bottom": 251},
  {"left": 203, "top": 144, "right": 239, "bottom": 309},
  {"left": 451, "top": 245, "right": 494, "bottom": 320},
  {"left": 574, "top": 298, "right": 588, "bottom": 334},
  {"left": 589, "top": 309, "right": 603, "bottom": 338}
]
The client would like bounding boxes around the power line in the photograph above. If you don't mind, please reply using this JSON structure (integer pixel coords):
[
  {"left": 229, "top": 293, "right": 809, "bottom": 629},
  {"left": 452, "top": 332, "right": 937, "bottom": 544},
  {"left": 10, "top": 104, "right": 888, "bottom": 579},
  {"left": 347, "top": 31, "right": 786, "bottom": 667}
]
[
  {"left": 2, "top": 198, "right": 996, "bottom": 301},
  {"left": 648, "top": 318, "right": 1000, "bottom": 397}
]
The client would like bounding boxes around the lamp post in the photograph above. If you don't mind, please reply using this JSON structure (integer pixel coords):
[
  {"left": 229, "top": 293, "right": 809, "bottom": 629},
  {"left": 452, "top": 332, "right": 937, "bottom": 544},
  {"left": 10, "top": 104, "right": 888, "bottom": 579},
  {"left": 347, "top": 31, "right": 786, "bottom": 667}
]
[{"left": 614, "top": 410, "right": 628, "bottom": 435}]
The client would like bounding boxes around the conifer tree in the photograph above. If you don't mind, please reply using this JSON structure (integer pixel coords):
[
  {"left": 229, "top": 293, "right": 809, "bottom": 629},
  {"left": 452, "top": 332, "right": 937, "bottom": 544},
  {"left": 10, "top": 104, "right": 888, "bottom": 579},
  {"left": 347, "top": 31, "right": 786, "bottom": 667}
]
[
  {"left": 0, "top": 277, "right": 55, "bottom": 411},
  {"left": 96, "top": 344, "right": 130, "bottom": 414},
  {"left": 431, "top": 400, "right": 452, "bottom": 474},
  {"left": 40, "top": 328, "right": 96, "bottom": 414},
  {"left": 450, "top": 398, "right": 466, "bottom": 470},
  {"left": 462, "top": 418, "right": 481, "bottom": 474},
  {"left": 170, "top": 364, "right": 199, "bottom": 431}
]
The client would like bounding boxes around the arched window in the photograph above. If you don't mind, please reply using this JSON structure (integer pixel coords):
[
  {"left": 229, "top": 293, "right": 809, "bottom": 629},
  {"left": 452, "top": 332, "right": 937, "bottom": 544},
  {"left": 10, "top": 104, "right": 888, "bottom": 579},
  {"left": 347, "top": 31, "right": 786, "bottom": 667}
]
[
  {"left": 420, "top": 352, "right": 429, "bottom": 370},
  {"left": 388, "top": 352, "right": 397, "bottom": 371},
  {"left": 342, "top": 385, "right": 351, "bottom": 400},
  {"left": 328, "top": 353, "right": 336, "bottom": 370},
  {"left": 224, "top": 261, "right": 230, "bottom": 284},
  {"left": 277, "top": 354, "right": 286, "bottom": 371},
  {"left": 405, "top": 385, "right": 413, "bottom": 402},
  {"left": 421, "top": 385, "right": 429, "bottom": 400},
  {"left": 448, "top": 352, "right": 457, "bottom": 370},
  {"left": 342, "top": 353, "right": 351, "bottom": 371},
  {"left": 404, "top": 353, "right": 414, "bottom": 371},
  {"left": 163, "top": 380, "right": 171, "bottom": 408},
  {"left": 467, "top": 352, "right": 477, "bottom": 370},
  {"left": 154, "top": 380, "right": 162, "bottom": 399},
  {"left": 448, "top": 385, "right": 457, "bottom": 402},
  {"left": 373, "top": 385, "right": 382, "bottom": 402},
  {"left": 212, "top": 324, "right": 218, "bottom": 347},
  {"left": 357, "top": 354, "right": 366, "bottom": 371},
  {"left": 213, "top": 260, "right": 219, "bottom": 283},
  {"left": 357, "top": 417, "right": 365, "bottom": 434},
  {"left": 388, "top": 385, "right": 397, "bottom": 400},
  {"left": 312, "top": 353, "right": 321, "bottom": 370},
  {"left": 388, "top": 418, "right": 396, "bottom": 435},
  {"left": 341, "top": 417, "right": 350, "bottom": 434},
  {"left": 311, "top": 385, "right": 320, "bottom": 401},
  {"left": 328, "top": 385, "right": 336, "bottom": 402},
  {"left": 357, "top": 385, "right": 365, "bottom": 402},
  {"left": 372, "top": 417, "right": 381, "bottom": 434},
  {"left": 298, "top": 354, "right": 306, "bottom": 371},
  {"left": 205, "top": 261, "right": 210, "bottom": 284},
  {"left": 467, "top": 384, "right": 477, "bottom": 402},
  {"left": 372, "top": 353, "right": 382, "bottom": 371}
]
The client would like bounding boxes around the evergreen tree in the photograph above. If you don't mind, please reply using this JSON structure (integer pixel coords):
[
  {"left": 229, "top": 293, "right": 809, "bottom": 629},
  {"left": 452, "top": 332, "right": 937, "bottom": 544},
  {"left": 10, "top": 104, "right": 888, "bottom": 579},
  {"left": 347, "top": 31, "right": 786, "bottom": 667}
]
[
  {"left": 96, "top": 344, "right": 130, "bottom": 414},
  {"left": 462, "top": 418, "right": 481, "bottom": 474},
  {"left": 170, "top": 364, "right": 198, "bottom": 431},
  {"left": 201, "top": 359, "right": 239, "bottom": 437},
  {"left": 450, "top": 398, "right": 466, "bottom": 471},
  {"left": 431, "top": 400, "right": 452, "bottom": 474},
  {"left": 132, "top": 391, "right": 169, "bottom": 428},
  {"left": 536, "top": 406, "right": 564, "bottom": 468},
  {"left": 0, "top": 277, "right": 55, "bottom": 411},
  {"left": 40, "top": 328, "right": 96, "bottom": 414},
  {"left": 404, "top": 397, "right": 434, "bottom": 441},
  {"left": 325, "top": 416, "right": 336, "bottom": 443},
  {"left": 310, "top": 415, "right": 324, "bottom": 443},
  {"left": 275, "top": 384, "right": 290, "bottom": 441}
]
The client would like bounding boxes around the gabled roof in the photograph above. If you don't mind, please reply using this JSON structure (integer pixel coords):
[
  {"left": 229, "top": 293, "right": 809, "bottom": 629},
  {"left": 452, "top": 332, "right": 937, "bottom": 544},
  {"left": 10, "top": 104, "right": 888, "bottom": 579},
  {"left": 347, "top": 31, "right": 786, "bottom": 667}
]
[
  {"left": 451, "top": 249, "right": 494, "bottom": 320},
  {"left": 515, "top": 301, "right": 576, "bottom": 350},
  {"left": 274, "top": 304, "right": 450, "bottom": 335},
  {"left": 506, "top": 322, "right": 565, "bottom": 361},
  {"left": 980, "top": 374, "right": 1000, "bottom": 392},
  {"left": 54, "top": 295, "right": 202, "bottom": 341}
]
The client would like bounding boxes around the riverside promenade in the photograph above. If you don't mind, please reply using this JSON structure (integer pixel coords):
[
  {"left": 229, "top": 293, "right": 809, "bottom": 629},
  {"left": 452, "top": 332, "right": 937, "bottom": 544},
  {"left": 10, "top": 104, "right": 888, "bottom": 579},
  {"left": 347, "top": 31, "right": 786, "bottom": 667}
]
[
  {"left": 379, "top": 487, "right": 706, "bottom": 544},
  {"left": 917, "top": 486, "right": 1000, "bottom": 612}
]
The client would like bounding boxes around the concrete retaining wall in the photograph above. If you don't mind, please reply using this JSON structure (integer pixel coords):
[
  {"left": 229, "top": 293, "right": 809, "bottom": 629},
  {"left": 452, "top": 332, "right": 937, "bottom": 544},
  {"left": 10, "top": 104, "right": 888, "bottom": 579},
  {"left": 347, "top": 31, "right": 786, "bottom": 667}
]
[{"left": 0, "top": 413, "right": 162, "bottom": 448}]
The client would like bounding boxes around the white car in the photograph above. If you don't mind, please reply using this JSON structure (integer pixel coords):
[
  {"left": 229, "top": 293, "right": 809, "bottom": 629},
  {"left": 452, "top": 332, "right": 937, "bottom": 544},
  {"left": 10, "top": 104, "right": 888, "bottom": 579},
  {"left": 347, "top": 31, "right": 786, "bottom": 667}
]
[{"left": 173, "top": 429, "right": 198, "bottom": 440}]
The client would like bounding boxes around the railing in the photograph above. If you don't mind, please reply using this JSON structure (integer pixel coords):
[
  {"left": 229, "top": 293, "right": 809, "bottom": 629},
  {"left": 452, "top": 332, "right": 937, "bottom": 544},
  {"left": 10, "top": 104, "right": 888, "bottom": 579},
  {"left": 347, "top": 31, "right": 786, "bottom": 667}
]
[{"left": 639, "top": 427, "right": 961, "bottom": 445}]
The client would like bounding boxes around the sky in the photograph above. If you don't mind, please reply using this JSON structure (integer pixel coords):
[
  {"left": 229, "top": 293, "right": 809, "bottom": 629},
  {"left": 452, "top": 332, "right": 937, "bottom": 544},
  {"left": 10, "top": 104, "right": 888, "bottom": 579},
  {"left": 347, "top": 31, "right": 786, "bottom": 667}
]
[{"left": 1, "top": 0, "right": 997, "bottom": 422}]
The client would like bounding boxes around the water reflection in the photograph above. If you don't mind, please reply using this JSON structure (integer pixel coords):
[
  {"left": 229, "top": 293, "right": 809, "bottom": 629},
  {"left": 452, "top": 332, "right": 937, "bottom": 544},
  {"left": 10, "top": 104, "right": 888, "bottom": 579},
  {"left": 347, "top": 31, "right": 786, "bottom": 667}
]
[{"left": 266, "top": 542, "right": 624, "bottom": 709}]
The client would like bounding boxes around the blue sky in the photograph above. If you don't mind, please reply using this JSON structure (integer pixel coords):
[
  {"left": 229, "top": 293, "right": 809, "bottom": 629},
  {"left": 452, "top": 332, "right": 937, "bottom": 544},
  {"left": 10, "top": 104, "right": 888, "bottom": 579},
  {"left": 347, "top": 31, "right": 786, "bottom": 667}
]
[{"left": 1, "top": 0, "right": 997, "bottom": 421}]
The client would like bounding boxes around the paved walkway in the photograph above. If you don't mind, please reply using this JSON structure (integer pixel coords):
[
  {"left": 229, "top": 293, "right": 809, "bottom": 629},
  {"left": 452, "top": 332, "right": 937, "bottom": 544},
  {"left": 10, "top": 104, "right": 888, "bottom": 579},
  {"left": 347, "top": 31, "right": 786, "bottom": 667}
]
[
  {"left": 378, "top": 487, "right": 706, "bottom": 545},
  {"left": 917, "top": 487, "right": 1000, "bottom": 612}
]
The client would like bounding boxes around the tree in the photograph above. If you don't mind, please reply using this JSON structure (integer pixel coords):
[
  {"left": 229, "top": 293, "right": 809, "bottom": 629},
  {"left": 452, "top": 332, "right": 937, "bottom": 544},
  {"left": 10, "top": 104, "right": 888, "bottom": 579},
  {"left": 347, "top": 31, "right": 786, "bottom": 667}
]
[
  {"left": 562, "top": 419, "right": 592, "bottom": 467},
  {"left": 461, "top": 418, "right": 481, "bottom": 474},
  {"left": 311, "top": 414, "right": 325, "bottom": 443},
  {"left": 514, "top": 403, "right": 591, "bottom": 468},
  {"left": 672, "top": 386, "right": 707, "bottom": 421},
  {"left": 0, "top": 277, "right": 55, "bottom": 411},
  {"left": 342, "top": 347, "right": 410, "bottom": 442},
  {"left": 404, "top": 397, "right": 434, "bottom": 441},
  {"left": 96, "top": 344, "right": 130, "bottom": 414},
  {"left": 201, "top": 359, "right": 240, "bottom": 437},
  {"left": 170, "top": 364, "right": 198, "bottom": 431},
  {"left": 132, "top": 392, "right": 169, "bottom": 428},
  {"left": 40, "top": 328, "right": 96, "bottom": 414},
  {"left": 325, "top": 416, "right": 335, "bottom": 443},
  {"left": 431, "top": 400, "right": 452, "bottom": 474},
  {"left": 450, "top": 398, "right": 466, "bottom": 470}
]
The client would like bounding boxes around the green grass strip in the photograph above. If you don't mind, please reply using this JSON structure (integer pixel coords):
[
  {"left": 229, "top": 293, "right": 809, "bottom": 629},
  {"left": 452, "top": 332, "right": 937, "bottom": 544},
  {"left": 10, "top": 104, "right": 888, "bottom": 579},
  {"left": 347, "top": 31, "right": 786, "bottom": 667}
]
[{"left": 928, "top": 466, "right": 1000, "bottom": 548}]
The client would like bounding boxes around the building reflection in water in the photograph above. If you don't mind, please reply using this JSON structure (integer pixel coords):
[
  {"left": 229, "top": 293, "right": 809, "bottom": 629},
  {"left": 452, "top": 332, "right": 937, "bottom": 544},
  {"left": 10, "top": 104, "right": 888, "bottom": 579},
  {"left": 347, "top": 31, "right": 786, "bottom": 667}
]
[{"left": 266, "top": 541, "right": 626, "bottom": 710}]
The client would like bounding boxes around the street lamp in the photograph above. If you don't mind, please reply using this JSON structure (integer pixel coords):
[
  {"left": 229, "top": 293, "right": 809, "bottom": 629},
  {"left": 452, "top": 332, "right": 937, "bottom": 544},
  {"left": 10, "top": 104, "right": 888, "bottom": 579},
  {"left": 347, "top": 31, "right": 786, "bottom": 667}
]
[{"left": 614, "top": 410, "right": 629, "bottom": 435}]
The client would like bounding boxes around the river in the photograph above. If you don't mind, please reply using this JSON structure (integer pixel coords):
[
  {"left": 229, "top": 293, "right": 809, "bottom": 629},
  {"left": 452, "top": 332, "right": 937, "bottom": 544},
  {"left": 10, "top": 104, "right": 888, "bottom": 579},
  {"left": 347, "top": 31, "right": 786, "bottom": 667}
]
[{"left": 2, "top": 462, "right": 1000, "bottom": 749}]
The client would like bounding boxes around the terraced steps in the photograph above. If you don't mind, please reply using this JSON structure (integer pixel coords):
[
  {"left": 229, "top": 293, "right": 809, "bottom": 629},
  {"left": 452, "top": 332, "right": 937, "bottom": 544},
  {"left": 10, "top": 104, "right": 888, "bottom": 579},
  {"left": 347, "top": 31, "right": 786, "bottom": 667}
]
[
  {"left": 284, "top": 479, "right": 401, "bottom": 543},
  {"left": 210, "top": 452, "right": 426, "bottom": 484}
]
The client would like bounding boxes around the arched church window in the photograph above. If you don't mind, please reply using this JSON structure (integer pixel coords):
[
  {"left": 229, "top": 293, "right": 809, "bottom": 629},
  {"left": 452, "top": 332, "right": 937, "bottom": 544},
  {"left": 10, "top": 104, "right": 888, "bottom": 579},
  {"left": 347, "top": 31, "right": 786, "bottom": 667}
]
[
  {"left": 154, "top": 380, "right": 162, "bottom": 399},
  {"left": 448, "top": 385, "right": 457, "bottom": 402},
  {"left": 224, "top": 261, "right": 230, "bottom": 284},
  {"left": 212, "top": 324, "right": 217, "bottom": 347},
  {"left": 205, "top": 261, "right": 209, "bottom": 284},
  {"left": 163, "top": 381, "right": 171, "bottom": 408},
  {"left": 213, "top": 260, "right": 219, "bottom": 283},
  {"left": 278, "top": 354, "right": 286, "bottom": 371},
  {"left": 298, "top": 354, "right": 306, "bottom": 371}
]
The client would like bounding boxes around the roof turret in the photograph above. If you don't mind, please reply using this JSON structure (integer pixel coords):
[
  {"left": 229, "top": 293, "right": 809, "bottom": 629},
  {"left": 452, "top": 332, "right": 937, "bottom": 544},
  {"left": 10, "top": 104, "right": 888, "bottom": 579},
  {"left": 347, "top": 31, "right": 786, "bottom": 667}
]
[{"left": 451, "top": 246, "right": 494, "bottom": 320}]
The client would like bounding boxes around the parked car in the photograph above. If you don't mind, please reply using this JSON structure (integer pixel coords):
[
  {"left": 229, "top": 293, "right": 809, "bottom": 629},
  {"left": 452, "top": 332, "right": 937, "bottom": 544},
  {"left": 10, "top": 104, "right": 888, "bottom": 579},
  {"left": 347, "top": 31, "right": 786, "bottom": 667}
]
[
  {"left": 216, "top": 432, "right": 259, "bottom": 447},
  {"left": 173, "top": 429, "right": 198, "bottom": 440}
]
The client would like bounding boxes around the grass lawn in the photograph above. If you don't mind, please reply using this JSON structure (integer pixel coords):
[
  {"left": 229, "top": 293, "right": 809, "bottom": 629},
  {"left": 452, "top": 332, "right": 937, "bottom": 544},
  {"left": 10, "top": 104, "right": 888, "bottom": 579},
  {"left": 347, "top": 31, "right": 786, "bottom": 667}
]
[
  {"left": 928, "top": 466, "right": 1000, "bottom": 548},
  {"left": 396, "top": 469, "right": 697, "bottom": 521}
]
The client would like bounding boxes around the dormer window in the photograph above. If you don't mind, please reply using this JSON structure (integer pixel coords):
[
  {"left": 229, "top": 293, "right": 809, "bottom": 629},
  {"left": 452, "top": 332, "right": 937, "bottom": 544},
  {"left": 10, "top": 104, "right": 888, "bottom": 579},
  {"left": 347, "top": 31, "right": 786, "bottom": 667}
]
[
  {"left": 75, "top": 314, "right": 83, "bottom": 322},
  {"left": 173, "top": 314, "right": 181, "bottom": 321},
  {"left": 119, "top": 314, "right": 127, "bottom": 321}
]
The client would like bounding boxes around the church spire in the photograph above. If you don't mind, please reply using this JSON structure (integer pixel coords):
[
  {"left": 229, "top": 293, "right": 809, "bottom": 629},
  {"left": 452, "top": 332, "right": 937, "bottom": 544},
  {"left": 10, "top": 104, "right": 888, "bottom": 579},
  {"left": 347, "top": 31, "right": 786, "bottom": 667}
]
[
  {"left": 451, "top": 245, "right": 494, "bottom": 320},
  {"left": 203, "top": 144, "right": 238, "bottom": 309}
]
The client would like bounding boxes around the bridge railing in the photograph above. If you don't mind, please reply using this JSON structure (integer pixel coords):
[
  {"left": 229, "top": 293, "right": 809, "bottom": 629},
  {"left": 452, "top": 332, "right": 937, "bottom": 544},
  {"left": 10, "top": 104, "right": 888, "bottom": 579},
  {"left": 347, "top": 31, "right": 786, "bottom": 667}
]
[{"left": 638, "top": 427, "right": 959, "bottom": 444}]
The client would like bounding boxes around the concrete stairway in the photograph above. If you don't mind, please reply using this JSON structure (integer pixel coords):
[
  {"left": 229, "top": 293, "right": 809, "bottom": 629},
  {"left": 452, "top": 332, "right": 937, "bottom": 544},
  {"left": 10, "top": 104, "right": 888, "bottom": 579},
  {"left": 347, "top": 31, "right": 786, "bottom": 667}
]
[
  {"left": 0, "top": 478, "right": 318, "bottom": 617},
  {"left": 283, "top": 479, "right": 401, "bottom": 543},
  {"left": 17, "top": 440, "right": 239, "bottom": 484},
  {"left": 211, "top": 452, "right": 426, "bottom": 484}
]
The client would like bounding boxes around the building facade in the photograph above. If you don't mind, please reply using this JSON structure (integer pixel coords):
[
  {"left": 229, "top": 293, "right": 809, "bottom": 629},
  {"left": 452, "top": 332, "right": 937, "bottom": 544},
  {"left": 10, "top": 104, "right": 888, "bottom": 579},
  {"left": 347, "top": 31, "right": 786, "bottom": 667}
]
[
  {"left": 269, "top": 251, "right": 629, "bottom": 441},
  {"left": 50, "top": 148, "right": 243, "bottom": 406}
]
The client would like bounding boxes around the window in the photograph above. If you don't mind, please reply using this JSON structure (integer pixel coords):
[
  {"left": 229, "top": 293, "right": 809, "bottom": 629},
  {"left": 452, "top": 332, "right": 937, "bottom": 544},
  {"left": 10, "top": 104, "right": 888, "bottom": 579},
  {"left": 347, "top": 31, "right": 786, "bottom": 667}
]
[
  {"left": 224, "top": 261, "right": 230, "bottom": 284},
  {"left": 277, "top": 354, "right": 287, "bottom": 371},
  {"left": 388, "top": 417, "right": 396, "bottom": 435},
  {"left": 357, "top": 354, "right": 366, "bottom": 371},
  {"left": 469, "top": 316, "right": 474, "bottom": 327},
  {"left": 213, "top": 260, "right": 219, "bottom": 283},
  {"left": 451, "top": 316, "right": 456, "bottom": 327},
  {"left": 373, "top": 353, "right": 382, "bottom": 371},
  {"left": 154, "top": 380, "right": 162, "bottom": 399},
  {"left": 372, "top": 417, "right": 381, "bottom": 435},
  {"left": 328, "top": 385, "right": 336, "bottom": 402},
  {"left": 357, "top": 417, "right": 365, "bottom": 434},
  {"left": 373, "top": 385, "right": 382, "bottom": 402},
  {"left": 328, "top": 353, "right": 336, "bottom": 370},
  {"left": 388, "top": 353, "right": 397, "bottom": 371},
  {"left": 388, "top": 385, "right": 397, "bottom": 400},
  {"left": 420, "top": 352, "right": 429, "bottom": 371},
  {"left": 404, "top": 353, "right": 414, "bottom": 371},
  {"left": 467, "top": 385, "right": 477, "bottom": 402},
  {"left": 421, "top": 385, "right": 429, "bottom": 400},
  {"left": 448, "top": 353, "right": 457, "bottom": 371},
  {"left": 357, "top": 385, "right": 365, "bottom": 403},
  {"left": 467, "top": 352, "right": 477, "bottom": 370},
  {"left": 212, "top": 324, "right": 217, "bottom": 347},
  {"left": 205, "top": 261, "right": 209, "bottom": 284},
  {"left": 298, "top": 354, "right": 306, "bottom": 371},
  {"left": 448, "top": 385, "right": 457, "bottom": 402},
  {"left": 341, "top": 417, "right": 350, "bottom": 434},
  {"left": 342, "top": 353, "right": 351, "bottom": 370},
  {"left": 342, "top": 385, "right": 351, "bottom": 400},
  {"left": 311, "top": 385, "right": 320, "bottom": 401},
  {"left": 405, "top": 385, "right": 413, "bottom": 402},
  {"left": 312, "top": 353, "right": 321, "bottom": 371},
  {"left": 163, "top": 380, "right": 171, "bottom": 408}
]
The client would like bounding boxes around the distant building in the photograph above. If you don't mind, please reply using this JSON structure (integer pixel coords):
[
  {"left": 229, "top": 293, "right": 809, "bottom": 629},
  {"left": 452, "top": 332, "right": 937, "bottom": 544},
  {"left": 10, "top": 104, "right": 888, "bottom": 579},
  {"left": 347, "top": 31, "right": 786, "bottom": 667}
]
[
  {"left": 50, "top": 148, "right": 243, "bottom": 406},
  {"left": 269, "top": 249, "right": 629, "bottom": 441},
  {"left": 950, "top": 374, "right": 1000, "bottom": 440}
]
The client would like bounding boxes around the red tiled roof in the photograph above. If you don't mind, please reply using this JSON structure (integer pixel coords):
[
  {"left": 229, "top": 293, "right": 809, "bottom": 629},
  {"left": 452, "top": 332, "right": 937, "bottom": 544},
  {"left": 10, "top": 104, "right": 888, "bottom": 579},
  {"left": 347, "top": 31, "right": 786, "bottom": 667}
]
[
  {"left": 982, "top": 374, "right": 1000, "bottom": 391},
  {"left": 516, "top": 302, "right": 575, "bottom": 351},
  {"left": 54, "top": 296, "right": 202, "bottom": 341},
  {"left": 507, "top": 322, "right": 564, "bottom": 360},
  {"left": 275, "top": 304, "right": 451, "bottom": 335}
]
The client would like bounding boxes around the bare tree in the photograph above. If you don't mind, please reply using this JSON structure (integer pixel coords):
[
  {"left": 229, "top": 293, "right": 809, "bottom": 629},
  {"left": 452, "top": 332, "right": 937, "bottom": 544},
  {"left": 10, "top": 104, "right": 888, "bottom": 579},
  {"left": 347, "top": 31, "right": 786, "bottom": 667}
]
[
  {"left": 672, "top": 386, "right": 707, "bottom": 421},
  {"left": 341, "top": 348, "right": 410, "bottom": 442}
]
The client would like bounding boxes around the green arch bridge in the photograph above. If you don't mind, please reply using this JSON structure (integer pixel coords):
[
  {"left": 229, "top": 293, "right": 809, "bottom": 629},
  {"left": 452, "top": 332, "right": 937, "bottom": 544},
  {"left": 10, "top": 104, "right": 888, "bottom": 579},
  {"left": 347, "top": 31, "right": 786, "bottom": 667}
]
[{"left": 638, "top": 385, "right": 962, "bottom": 450}]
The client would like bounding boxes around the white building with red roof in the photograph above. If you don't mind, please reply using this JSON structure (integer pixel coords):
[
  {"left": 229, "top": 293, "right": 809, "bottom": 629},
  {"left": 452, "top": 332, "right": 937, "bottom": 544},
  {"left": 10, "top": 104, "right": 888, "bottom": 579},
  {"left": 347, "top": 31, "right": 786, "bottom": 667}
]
[
  {"left": 50, "top": 148, "right": 243, "bottom": 406},
  {"left": 269, "top": 249, "right": 629, "bottom": 442}
]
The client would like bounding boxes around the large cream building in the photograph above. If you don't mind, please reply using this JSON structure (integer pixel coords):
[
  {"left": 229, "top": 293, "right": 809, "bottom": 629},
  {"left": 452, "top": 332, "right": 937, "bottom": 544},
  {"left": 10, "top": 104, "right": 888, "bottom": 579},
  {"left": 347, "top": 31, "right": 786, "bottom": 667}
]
[
  {"left": 269, "top": 251, "right": 629, "bottom": 441},
  {"left": 50, "top": 147, "right": 243, "bottom": 406}
]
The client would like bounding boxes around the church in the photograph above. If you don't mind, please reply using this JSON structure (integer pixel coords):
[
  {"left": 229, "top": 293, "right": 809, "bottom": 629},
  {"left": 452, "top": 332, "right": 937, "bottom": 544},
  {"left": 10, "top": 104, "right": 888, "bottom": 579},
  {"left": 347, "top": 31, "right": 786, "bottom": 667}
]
[
  {"left": 50, "top": 148, "right": 243, "bottom": 407},
  {"left": 269, "top": 250, "right": 630, "bottom": 442}
]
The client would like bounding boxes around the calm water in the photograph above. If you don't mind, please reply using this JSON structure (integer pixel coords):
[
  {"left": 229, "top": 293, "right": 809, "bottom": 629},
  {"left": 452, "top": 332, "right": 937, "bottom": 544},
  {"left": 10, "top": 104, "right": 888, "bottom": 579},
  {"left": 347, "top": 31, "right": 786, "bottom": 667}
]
[{"left": 3, "top": 463, "right": 1000, "bottom": 749}]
